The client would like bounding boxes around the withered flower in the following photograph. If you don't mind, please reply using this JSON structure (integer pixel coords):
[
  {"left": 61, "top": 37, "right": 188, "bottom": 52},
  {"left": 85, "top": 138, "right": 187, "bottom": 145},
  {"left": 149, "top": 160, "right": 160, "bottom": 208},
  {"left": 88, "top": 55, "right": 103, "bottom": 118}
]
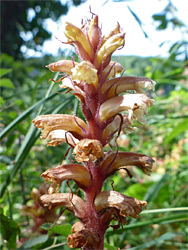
[
  {"left": 32, "top": 11, "right": 155, "bottom": 250},
  {"left": 73, "top": 139, "right": 104, "bottom": 162}
]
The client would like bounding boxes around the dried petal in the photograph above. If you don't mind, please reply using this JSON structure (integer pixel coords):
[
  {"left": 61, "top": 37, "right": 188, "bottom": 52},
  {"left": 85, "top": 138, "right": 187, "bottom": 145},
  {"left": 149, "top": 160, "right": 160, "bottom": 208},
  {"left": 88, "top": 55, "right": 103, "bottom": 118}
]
[
  {"left": 64, "top": 22, "right": 92, "bottom": 58},
  {"left": 71, "top": 61, "right": 98, "bottom": 88},
  {"left": 102, "top": 61, "right": 123, "bottom": 79},
  {"left": 102, "top": 76, "right": 156, "bottom": 98},
  {"left": 95, "top": 191, "right": 147, "bottom": 219},
  {"left": 40, "top": 193, "right": 86, "bottom": 219},
  {"left": 99, "top": 94, "right": 153, "bottom": 123},
  {"left": 67, "top": 228, "right": 100, "bottom": 249},
  {"left": 33, "top": 114, "right": 88, "bottom": 139},
  {"left": 71, "top": 221, "right": 84, "bottom": 233},
  {"left": 101, "top": 152, "right": 154, "bottom": 176},
  {"left": 73, "top": 139, "right": 104, "bottom": 162},
  {"left": 46, "top": 60, "right": 77, "bottom": 74},
  {"left": 47, "top": 130, "right": 79, "bottom": 147},
  {"left": 41, "top": 163, "right": 91, "bottom": 188}
]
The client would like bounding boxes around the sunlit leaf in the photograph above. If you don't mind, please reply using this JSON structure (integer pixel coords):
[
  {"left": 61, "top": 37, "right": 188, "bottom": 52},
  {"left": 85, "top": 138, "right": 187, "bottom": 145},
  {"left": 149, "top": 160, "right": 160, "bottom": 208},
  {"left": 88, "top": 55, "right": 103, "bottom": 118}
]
[{"left": 0, "top": 78, "right": 14, "bottom": 88}]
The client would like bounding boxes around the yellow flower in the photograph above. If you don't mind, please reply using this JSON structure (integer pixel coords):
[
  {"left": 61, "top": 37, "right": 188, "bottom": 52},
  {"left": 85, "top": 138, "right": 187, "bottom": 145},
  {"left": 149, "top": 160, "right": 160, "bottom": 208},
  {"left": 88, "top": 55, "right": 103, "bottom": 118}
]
[{"left": 71, "top": 61, "right": 98, "bottom": 88}]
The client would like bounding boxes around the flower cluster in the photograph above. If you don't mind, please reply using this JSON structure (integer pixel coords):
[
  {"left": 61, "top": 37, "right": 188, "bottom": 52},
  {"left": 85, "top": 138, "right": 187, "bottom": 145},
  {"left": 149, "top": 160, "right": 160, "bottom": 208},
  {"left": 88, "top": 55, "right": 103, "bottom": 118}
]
[{"left": 33, "top": 13, "right": 155, "bottom": 250}]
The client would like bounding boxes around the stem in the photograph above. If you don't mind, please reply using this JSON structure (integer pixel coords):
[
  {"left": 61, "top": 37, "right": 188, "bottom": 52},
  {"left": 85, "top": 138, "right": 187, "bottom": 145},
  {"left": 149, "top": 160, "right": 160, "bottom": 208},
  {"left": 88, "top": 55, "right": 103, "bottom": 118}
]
[{"left": 83, "top": 162, "right": 106, "bottom": 249}]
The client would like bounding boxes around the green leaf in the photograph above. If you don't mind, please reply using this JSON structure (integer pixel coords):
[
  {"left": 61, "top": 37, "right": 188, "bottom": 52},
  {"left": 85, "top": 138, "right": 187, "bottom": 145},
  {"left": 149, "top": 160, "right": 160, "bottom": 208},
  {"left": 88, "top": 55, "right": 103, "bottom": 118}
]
[
  {"left": 128, "top": 232, "right": 180, "bottom": 250},
  {"left": 0, "top": 68, "right": 12, "bottom": 77},
  {"left": 164, "top": 118, "right": 188, "bottom": 145},
  {"left": 0, "top": 78, "right": 15, "bottom": 88},
  {"left": 0, "top": 210, "right": 19, "bottom": 249},
  {"left": 21, "top": 235, "right": 49, "bottom": 249},
  {"left": 104, "top": 242, "right": 117, "bottom": 250},
  {"left": 41, "top": 223, "right": 72, "bottom": 237},
  {"left": 106, "top": 213, "right": 187, "bottom": 236}
]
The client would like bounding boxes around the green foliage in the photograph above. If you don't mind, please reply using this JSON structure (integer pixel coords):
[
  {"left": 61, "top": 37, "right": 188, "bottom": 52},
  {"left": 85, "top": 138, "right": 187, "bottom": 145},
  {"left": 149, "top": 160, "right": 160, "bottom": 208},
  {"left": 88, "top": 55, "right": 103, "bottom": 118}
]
[
  {"left": 0, "top": 208, "right": 20, "bottom": 249},
  {"left": 0, "top": 0, "right": 84, "bottom": 59},
  {"left": 41, "top": 223, "right": 72, "bottom": 237}
]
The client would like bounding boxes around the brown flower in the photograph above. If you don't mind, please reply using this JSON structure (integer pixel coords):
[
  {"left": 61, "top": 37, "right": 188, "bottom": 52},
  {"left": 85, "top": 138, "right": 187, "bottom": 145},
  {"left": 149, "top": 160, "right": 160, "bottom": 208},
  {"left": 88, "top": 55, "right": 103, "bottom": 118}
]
[
  {"left": 33, "top": 114, "right": 88, "bottom": 139},
  {"left": 40, "top": 193, "right": 86, "bottom": 219},
  {"left": 101, "top": 152, "right": 154, "bottom": 177},
  {"left": 95, "top": 190, "right": 147, "bottom": 219},
  {"left": 41, "top": 163, "right": 91, "bottom": 190},
  {"left": 73, "top": 139, "right": 104, "bottom": 162}
]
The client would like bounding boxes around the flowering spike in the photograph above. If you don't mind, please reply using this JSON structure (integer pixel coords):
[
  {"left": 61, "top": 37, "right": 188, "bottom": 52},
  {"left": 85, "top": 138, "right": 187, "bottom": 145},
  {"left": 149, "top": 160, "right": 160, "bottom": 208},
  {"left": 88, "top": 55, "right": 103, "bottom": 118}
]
[{"left": 32, "top": 12, "right": 155, "bottom": 249}]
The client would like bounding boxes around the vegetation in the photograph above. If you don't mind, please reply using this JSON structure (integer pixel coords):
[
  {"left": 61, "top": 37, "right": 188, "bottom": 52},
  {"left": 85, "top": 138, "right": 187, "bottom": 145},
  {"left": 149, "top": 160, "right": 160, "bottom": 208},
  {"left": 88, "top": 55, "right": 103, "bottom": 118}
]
[{"left": 0, "top": 0, "right": 187, "bottom": 249}]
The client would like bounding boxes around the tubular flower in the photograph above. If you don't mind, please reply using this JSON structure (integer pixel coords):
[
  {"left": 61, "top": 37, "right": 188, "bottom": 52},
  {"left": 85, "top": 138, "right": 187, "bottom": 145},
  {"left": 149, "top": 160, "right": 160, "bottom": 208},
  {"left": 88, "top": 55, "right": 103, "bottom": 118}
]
[
  {"left": 32, "top": 114, "right": 88, "bottom": 140},
  {"left": 32, "top": 12, "right": 155, "bottom": 250}
]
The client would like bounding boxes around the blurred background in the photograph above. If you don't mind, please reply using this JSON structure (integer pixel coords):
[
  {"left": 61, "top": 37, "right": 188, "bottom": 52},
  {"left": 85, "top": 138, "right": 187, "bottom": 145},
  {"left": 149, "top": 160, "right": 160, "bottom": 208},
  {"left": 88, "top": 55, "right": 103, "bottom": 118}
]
[{"left": 0, "top": 0, "right": 187, "bottom": 249}]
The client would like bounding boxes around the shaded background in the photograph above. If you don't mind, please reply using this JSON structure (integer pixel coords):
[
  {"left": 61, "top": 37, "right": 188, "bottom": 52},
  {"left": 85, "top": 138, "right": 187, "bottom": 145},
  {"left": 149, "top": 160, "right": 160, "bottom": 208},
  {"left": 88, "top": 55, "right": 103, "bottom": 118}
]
[{"left": 0, "top": 0, "right": 187, "bottom": 249}]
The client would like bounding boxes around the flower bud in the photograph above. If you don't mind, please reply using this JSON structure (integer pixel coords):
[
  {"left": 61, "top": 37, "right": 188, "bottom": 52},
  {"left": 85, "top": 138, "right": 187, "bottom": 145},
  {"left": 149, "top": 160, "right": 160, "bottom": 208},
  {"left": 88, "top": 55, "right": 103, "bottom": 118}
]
[
  {"left": 46, "top": 60, "right": 77, "bottom": 74},
  {"left": 64, "top": 22, "right": 92, "bottom": 59},
  {"left": 88, "top": 15, "right": 102, "bottom": 52}
]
